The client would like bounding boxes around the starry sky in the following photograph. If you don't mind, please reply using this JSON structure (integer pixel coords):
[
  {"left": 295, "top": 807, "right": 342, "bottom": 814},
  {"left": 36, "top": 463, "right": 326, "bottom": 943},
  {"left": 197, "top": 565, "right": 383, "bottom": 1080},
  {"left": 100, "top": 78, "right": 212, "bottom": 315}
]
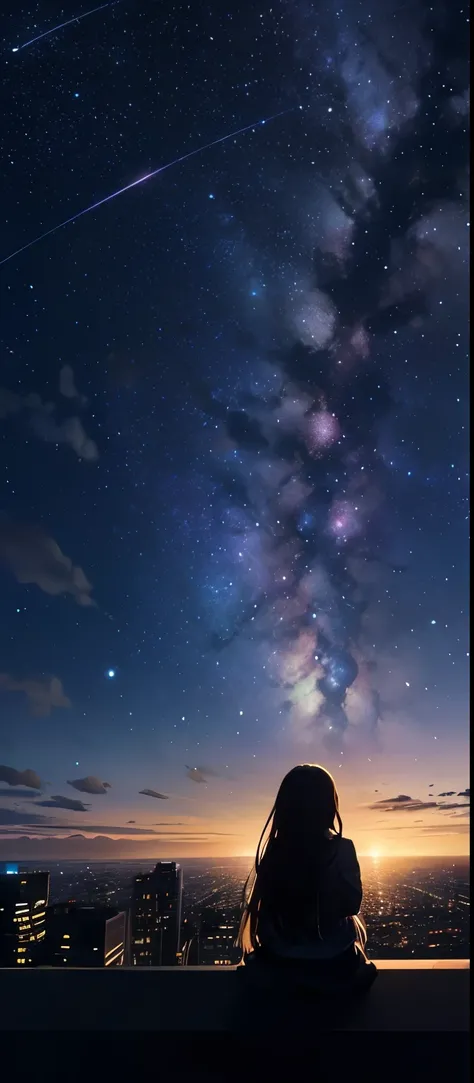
[{"left": 0, "top": 0, "right": 469, "bottom": 859}]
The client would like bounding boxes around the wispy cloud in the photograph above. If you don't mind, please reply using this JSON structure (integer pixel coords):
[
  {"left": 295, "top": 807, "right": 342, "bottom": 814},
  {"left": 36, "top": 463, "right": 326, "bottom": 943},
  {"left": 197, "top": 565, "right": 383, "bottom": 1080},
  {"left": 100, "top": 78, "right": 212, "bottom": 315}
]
[
  {"left": 0, "top": 673, "right": 70, "bottom": 716},
  {"left": 139, "top": 789, "right": 169, "bottom": 800},
  {"left": 59, "top": 365, "right": 87, "bottom": 404},
  {"left": 185, "top": 765, "right": 220, "bottom": 784},
  {"left": 368, "top": 794, "right": 437, "bottom": 812},
  {"left": 36, "top": 795, "right": 90, "bottom": 812},
  {"left": 0, "top": 380, "right": 96, "bottom": 460},
  {"left": 369, "top": 792, "right": 470, "bottom": 814}
]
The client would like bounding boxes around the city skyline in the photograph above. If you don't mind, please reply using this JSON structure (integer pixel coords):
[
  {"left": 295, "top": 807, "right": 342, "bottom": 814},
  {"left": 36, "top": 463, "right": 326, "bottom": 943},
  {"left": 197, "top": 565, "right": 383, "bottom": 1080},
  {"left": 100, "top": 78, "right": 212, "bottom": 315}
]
[
  {"left": 0, "top": 0, "right": 469, "bottom": 861},
  {"left": 2, "top": 855, "right": 469, "bottom": 964}
]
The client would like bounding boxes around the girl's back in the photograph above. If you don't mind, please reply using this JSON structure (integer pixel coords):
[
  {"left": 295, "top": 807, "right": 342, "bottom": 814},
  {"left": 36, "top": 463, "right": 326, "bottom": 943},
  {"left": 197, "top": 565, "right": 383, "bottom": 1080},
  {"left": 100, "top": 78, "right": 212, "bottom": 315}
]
[{"left": 257, "top": 833, "right": 363, "bottom": 960}]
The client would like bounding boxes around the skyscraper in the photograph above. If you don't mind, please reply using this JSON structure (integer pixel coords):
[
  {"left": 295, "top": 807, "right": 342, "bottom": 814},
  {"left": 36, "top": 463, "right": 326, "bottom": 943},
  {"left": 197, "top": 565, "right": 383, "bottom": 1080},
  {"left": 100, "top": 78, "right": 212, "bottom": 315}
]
[
  {"left": 131, "top": 861, "right": 183, "bottom": 966},
  {"left": 197, "top": 907, "right": 242, "bottom": 966},
  {"left": 42, "top": 903, "right": 126, "bottom": 966},
  {"left": 0, "top": 863, "right": 50, "bottom": 967}
]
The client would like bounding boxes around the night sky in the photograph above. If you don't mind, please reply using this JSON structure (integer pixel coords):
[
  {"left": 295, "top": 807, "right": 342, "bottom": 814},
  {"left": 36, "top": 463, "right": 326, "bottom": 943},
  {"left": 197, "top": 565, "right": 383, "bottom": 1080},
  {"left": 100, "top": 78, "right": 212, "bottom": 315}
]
[{"left": 0, "top": 0, "right": 469, "bottom": 858}]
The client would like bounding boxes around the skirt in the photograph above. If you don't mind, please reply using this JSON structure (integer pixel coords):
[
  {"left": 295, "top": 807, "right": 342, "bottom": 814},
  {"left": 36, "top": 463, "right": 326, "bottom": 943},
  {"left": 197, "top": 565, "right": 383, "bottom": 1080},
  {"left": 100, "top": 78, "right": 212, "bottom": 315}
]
[{"left": 241, "top": 942, "right": 377, "bottom": 997}]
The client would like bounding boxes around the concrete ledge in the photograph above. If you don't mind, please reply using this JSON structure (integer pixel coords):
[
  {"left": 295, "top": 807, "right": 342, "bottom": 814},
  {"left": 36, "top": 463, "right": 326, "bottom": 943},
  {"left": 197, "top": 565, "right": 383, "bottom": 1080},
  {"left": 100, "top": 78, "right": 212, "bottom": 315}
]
[{"left": 0, "top": 961, "right": 469, "bottom": 1032}]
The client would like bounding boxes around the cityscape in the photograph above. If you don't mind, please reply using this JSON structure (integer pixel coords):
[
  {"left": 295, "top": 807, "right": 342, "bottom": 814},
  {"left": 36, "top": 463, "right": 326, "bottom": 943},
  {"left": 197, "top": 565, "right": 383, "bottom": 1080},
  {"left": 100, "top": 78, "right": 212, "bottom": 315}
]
[{"left": 0, "top": 856, "right": 469, "bottom": 968}]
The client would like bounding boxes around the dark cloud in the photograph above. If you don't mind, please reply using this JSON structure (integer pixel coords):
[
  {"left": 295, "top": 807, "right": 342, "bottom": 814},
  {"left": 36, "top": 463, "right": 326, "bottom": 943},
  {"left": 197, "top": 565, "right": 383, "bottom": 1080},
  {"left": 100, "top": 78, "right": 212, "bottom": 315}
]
[
  {"left": 438, "top": 791, "right": 456, "bottom": 797},
  {"left": 0, "top": 522, "right": 95, "bottom": 606},
  {"left": 457, "top": 789, "right": 470, "bottom": 798},
  {"left": 0, "top": 673, "right": 70, "bottom": 716},
  {"left": 370, "top": 792, "right": 470, "bottom": 813},
  {"left": 139, "top": 789, "right": 169, "bottom": 800},
  {"left": 0, "top": 808, "right": 50, "bottom": 826},
  {"left": 0, "top": 765, "right": 42, "bottom": 790},
  {"left": 36, "top": 795, "right": 90, "bottom": 812},
  {"left": 369, "top": 794, "right": 438, "bottom": 812},
  {"left": 0, "top": 787, "right": 43, "bottom": 800},
  {"left": 67, "top": 776, "right": 111, "bottom": 795},
  {"left": 127, "top": 820, "right": 136, "bottom": 824}
]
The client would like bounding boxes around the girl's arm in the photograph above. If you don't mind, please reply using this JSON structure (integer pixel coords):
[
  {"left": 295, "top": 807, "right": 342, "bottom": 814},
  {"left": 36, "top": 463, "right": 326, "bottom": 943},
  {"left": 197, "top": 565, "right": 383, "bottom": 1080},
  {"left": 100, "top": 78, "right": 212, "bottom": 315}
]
[{"left": 332, "top": 839, "right": 363, "bottom": 916}]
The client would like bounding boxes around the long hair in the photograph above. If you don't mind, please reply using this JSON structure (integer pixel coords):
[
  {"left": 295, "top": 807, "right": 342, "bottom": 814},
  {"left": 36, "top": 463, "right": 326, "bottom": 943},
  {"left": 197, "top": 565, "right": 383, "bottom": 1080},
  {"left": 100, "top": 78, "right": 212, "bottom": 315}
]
[{"left": 238, "top": 764, "right": 343, "bottom": 954}]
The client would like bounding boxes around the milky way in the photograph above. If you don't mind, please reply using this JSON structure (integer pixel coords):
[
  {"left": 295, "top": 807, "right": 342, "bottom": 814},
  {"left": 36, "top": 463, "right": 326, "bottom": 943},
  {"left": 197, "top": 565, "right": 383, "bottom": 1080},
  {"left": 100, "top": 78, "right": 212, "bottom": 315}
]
[{"left": 202, "top": 2, "right": 469, "bottom": 744}]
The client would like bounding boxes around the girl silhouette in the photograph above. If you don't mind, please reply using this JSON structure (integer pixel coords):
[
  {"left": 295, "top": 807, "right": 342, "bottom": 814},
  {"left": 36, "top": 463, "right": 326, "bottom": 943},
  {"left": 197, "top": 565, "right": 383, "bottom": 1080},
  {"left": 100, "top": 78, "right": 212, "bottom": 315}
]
[{"left": 238, "top": 763, "right": 376, "bottom": 993}]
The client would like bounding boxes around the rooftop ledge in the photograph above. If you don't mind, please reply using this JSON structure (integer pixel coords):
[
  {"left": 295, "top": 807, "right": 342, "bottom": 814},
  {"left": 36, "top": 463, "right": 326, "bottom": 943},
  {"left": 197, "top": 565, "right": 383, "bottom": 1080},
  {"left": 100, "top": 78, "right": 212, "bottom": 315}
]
[{"left": 0, "top": 960, "right": 469, "bottom": 1033}]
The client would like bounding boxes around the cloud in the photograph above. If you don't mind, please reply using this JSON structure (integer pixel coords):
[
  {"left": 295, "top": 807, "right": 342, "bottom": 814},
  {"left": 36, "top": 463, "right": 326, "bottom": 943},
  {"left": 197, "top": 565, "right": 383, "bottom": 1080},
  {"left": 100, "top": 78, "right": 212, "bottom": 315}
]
[
  {"left": 23, "top": 823, "right": 175, "bottom": 836},
  {"left": 457, "top": 789, "right": 470, "bottom": 798},
  {"left": 0, "top": 808, "right": 50, "bottom": 826},
  {"left": 0, "top": 521, "right": 95, "bottom": 606},
  {"left": 0, "top": 380, "right": 96, "bottom": 461},
  {"left": 418, "top": 824, "right": 470, "bottom": 836},
  {"left": 67, "top": 776, "right": 111, "bottom": 795},
  {"left": 0, "top": 765, "right": 42, "bottom": 790},
  {"left": 31, "top": 412, "right": 98, "bottom": 461},
  {"left": 127, "top": 820, "right": 136, "bottom": 824},
  {"left": 369, "top": 792, "right": 470, "bottom": 813},
  {"left": 0, "top": 787, "right": 43, "bottom": 799},
  {"left": 139, "top": 789, "right": 169, "bottom": 800},
  {"left": 368, "top": 794, "right": 438, "bottom": 812},
  {"left": 59, "top": 365, "right": 87, "bottom": 403},
  {"left": 0, "top": 388, "right": 43, "bottom": 419},
  {"left": 0, "top": 812, "right": 191, "bottom": 835},
  {"left": 438, "top": 791, "right": 456, "bottom": 797},
  {"left": 0, "top": 673, "right": 71, "bottom": 716},
  {"left": 36, "top": 795, "right": 90, "bottom": 812},
  {"left": 185, "top": 765, "right": 218, "bottom": 784}
]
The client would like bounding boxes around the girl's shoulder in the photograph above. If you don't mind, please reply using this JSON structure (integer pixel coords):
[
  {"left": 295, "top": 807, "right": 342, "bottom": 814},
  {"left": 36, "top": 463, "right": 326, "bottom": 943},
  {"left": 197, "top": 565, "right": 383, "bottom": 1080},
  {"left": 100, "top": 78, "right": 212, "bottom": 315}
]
[
  {"left": 328, "top": 834, "right": 357, "bottom": 858},
  {"left": 327, "top": 831, "right": 354, "bottom": 846}
]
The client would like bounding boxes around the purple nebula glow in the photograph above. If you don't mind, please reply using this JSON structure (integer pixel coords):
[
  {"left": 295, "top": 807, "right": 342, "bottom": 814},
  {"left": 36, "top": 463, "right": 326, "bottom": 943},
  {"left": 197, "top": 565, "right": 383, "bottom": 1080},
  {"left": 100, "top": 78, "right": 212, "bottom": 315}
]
[
  {"left": 307, "top": 410, "right": 340, "bottom": 452},
  {"left": 328, "top": 499, "right": 361, "bottom": 542}
]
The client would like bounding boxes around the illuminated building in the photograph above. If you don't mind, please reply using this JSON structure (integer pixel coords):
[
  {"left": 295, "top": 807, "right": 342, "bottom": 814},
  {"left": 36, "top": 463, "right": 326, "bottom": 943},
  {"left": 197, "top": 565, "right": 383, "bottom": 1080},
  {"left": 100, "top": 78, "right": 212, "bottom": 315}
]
[
  {"left": 0, "top": 863, "right": 49, "bottom": 967},
  {"left": 43, "top": 904, "right": 126, "bottom": 966},
  {"left": 131, "top": 861, "right": 183, "bottom": 966},
  {"left": 197, "top": 907, "right": 242, "bottom": 966}
]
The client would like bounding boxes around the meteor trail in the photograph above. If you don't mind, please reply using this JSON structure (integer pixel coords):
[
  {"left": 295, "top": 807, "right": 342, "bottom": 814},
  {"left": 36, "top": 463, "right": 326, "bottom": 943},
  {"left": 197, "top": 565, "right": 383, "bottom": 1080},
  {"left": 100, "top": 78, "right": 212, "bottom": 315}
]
[
  {"left": 0, "top": 109, "right": 292, "bottom": 267},
  {"left": 11, "top": 2, "right": 121, "bottom": 53}
]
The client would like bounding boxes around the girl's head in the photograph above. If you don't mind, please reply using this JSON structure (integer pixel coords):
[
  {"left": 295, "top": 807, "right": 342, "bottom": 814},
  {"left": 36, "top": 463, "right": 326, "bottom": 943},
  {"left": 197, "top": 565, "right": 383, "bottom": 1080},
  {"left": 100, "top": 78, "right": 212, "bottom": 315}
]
[
  {"left": 238, "top": 764, "right": 342, "bottom": 953},
  {"left": 272, "top": 763, "right": 342, "bottom": 840}
]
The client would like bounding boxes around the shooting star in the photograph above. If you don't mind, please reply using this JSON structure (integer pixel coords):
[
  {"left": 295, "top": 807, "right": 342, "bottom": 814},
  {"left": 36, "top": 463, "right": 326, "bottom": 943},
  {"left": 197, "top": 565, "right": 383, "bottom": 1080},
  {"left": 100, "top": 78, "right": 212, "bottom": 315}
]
[
  {"left": 11, "top": 2, "right": 122, "bottom": 53},
  {"left": 0, "top": 109, "right": 293, "bottom": 267}
]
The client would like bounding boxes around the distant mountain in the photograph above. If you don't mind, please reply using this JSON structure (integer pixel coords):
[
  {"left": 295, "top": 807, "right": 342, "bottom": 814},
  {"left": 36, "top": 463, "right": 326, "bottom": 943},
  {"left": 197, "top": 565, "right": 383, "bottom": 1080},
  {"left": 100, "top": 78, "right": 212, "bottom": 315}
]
[{"left": 0, "top": 834, "right": 196, "bottom": 860}]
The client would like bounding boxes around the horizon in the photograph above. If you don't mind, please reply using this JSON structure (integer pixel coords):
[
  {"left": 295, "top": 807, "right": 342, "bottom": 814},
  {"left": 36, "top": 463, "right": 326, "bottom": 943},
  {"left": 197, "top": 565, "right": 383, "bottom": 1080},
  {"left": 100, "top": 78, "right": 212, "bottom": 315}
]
[{"left": 1, "top": 850, "right": 470, "bottom": 864}]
